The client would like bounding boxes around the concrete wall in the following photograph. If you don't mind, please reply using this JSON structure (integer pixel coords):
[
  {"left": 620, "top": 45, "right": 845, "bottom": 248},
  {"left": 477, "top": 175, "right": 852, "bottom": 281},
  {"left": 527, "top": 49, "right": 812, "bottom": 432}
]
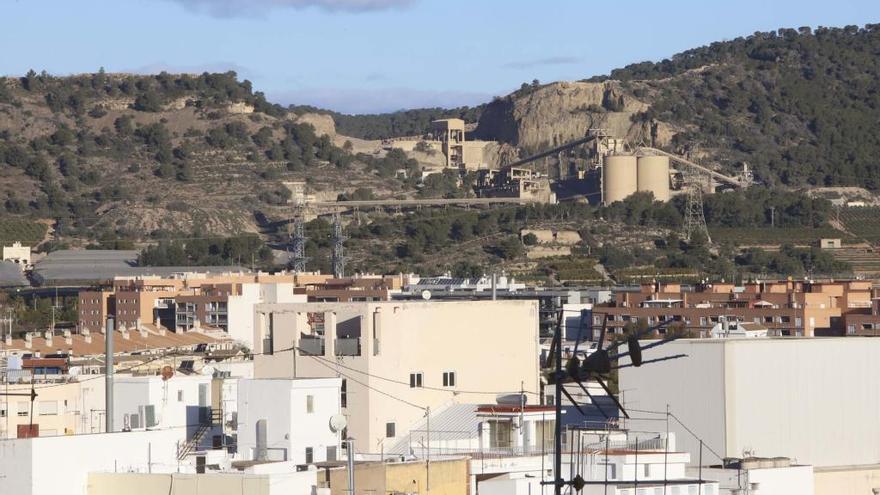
[
  {"left": 329, "top": 458, "right": 468, "bottom": 495},
  {"left": 814, "top": 465, "right": 880, "bottom": 495},
  {"left": 237, "top": 378, "right": 341, "bottom": 464},
  {"left": 114, "top": 375, "right": 212, "bottom": 444},
  {"left": 87, "top": 471, "right": 318, "bottom": 495},
  {"left": 0, "top": 428, "right": 184, "bottom": 495},
  {"left": 700, "top": 465, "right": 814, "bottom": 495},
  {"left": 227, "top": 283, "right": 305, "bottom": 348},
  {"left": 253, "top": 300, "right": 540, "bottom": 452},
  {"left": 621, "top": 338, "right": 880, "bottom": 469}
]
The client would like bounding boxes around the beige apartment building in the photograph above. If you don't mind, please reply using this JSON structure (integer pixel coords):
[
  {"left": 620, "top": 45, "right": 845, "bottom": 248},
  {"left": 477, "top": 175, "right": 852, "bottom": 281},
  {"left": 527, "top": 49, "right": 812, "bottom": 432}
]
[
  {"left": 252, "top": 300, "right": 541, "bottom": 452},
  {"left": 597, "top": 279, "right": 874, "bottom": 337},
  {"left": 0, "top": 379, "right": 105, "bottom": 439}
]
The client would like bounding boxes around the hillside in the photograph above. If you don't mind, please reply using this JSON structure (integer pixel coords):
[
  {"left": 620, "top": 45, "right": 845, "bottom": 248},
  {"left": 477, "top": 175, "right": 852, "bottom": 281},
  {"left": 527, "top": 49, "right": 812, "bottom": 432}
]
[
  {"left": 0, "top": 71, "right": 409, "bottom": 246},
  {"left": 474, "top": 24, "right": 880, "bottom": 189}
]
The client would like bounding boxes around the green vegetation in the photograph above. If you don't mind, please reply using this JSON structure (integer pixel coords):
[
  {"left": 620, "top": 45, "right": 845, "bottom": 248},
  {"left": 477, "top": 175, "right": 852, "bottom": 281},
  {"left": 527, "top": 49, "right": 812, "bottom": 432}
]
[
  {"left": 603, "top": 25, "right": 880, "bottom": 189},
  {"left": 839, "top": 207, "right": 880, "bottom": 242},
  {"left": 290, "top": 106, "right": 484, "bottom": 140},
  {"left": 139, "top": 233, "right": 273, "bottom": 267},
  {"left": 0, "top": 219, "right": 47, "bottom": 246}
]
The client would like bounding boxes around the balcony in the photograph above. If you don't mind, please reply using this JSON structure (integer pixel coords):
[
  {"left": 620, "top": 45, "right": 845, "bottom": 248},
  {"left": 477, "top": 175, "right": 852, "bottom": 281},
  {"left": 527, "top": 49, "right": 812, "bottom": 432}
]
[
  {"left": 335, "top": 338, "right": 361, "bottom": 356},
  {"left": 299, "top": 337, "right": 325, "bottom": 356}
]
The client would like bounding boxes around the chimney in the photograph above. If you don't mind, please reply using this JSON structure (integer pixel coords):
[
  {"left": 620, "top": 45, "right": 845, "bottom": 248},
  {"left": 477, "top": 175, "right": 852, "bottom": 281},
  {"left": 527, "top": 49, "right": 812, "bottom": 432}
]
[
  {"left": 64, "top": 330, "right": 72, "bottom": 346},
  {"left": 84, "top": 333, "right": 92, "bottom": 344},
  {"left": 44, "top": 330, "right": 53, "bottom": 347},
  {"left": 4, "top": 333, "right": 10, "bottom": 346},
  {"left": 34, "top": 350, "right": 41, "bottom": 358},
  {"left": 24, "top": 332, "right": 32, "bottom": 349}
]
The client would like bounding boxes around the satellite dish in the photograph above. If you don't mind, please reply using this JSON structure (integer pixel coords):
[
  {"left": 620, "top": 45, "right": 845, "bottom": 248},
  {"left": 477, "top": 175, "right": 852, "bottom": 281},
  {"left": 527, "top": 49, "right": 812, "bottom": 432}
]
[
  {"left": 329, "top": 414, "right": 348, "bottom": 433},
  {"left": 201, "top": 365, "right": 216, "bottom": 376},
  {"left": 421, "top": 290, "right": 431, "bottom": 301},
  {"left": 160, "top": 365, "right": 174, "bottom": 381}
]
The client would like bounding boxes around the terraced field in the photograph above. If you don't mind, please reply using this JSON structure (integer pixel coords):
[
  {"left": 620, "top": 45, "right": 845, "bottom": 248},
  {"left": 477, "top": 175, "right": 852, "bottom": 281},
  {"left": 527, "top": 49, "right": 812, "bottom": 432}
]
[
  {"left": 0, "top": 219, "right": 48, "bottom": 246},
  {"left": 709, "top": 227, "right": 850, "bottom": 246},
  {"left": 839, "top": 207, "right": 880, "bottom": 243}
]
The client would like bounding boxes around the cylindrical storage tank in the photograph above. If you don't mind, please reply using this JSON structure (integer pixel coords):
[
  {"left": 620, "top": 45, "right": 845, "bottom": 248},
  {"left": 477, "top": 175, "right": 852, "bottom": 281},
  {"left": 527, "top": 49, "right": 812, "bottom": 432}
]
[
  {"left": 603, "top": 155, "right": 638, "bottom": 204},
  {"left": 636, "top": 155, "right": 671, "bottom": 202}
]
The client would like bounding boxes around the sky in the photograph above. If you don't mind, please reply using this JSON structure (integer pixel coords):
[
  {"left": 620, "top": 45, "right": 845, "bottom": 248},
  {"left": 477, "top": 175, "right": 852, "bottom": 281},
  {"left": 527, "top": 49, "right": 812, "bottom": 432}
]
[{"left": 1, "top": 0, "right": 879, "bottom": 114}]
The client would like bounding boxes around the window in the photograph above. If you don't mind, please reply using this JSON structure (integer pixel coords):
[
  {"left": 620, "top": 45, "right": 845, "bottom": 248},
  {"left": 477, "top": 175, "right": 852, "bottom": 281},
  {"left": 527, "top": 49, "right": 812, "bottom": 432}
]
[
  {"left": 643, "top": 462, "right": 650, "bottom": 477},
  {"left": 488, "top": 420, "right": 512, "bottom": 449},
  {"left": 341, "top": 379, "right": 347, "bottom": 408},
  {"left": 177, "top": 390, "right": 184, "bottom": 402},
  {"left": 409, "top": 373, "right": 423, "bottom": 388},
  {"left": 847, "top": 324, "right": 856, "bottom": 335},
  {"left": 263, "top": 314, "right": 275, "bottom": 355},
  {"left": 0, "top": 406, "right": 6, "bottom": 418},
  {"left": 38, "top": 401, "right": 58, "bottom": 416},
  {"left": 386, "top": 422, "right": 396, "bottom": 438},
  {"left": 442, "top": 371, "right": 456, "bottom": 387},
  {"left": 305, "top": 447, "right": 314, "bottom": 464},
  {"left": 17, "top": 402, "right": 29, "bottom": 417},
  {"left": 306, "top": 395, "right": 314, "bottom": 413}
]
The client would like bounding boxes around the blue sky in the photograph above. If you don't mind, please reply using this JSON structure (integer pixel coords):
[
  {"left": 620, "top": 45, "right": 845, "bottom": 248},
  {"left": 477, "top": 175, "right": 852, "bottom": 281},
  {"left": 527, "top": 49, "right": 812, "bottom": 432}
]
[{"left": 1, "top": 0, "right": 878, "bottom": 114}]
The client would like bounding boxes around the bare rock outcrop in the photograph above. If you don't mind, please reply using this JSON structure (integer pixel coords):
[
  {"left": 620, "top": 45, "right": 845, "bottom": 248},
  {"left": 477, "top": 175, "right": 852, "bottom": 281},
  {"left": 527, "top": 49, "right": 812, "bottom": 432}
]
[{"left": 475, "top": 81, "right": 674, "bottom": 151}]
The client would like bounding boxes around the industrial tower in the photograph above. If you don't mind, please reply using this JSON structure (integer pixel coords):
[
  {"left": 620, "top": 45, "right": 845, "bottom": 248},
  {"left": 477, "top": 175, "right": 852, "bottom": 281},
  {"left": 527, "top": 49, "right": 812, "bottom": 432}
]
[
  {"left": 288, "top": 202, "right": 309, "bottom": 273},
  {"left": 331, "top": 213, "right": 348, "bottom": 278},
  {"left": 683, "top": 171, "right": 711, "bottom": 244}
]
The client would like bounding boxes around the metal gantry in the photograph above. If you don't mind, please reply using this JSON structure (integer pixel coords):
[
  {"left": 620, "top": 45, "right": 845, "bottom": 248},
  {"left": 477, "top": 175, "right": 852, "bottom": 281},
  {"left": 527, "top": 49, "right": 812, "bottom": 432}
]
[{"left": 289, "top": 203, "right": 309, "bottom": 273}]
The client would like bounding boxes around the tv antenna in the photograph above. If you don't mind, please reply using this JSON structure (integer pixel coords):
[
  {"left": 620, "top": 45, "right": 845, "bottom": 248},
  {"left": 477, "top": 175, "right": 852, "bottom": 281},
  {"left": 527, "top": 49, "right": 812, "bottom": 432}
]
[{"left": 542, "top": 310, "right": 687, "bottom": 494}]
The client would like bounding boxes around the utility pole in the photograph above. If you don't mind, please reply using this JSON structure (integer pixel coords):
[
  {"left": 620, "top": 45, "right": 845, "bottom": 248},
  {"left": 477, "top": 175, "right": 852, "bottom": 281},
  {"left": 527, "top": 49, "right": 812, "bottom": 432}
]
[
  {"left": 769, "top": 206, "right": 776, "bottom": 228},
  {"left": 105, "top": 316, "right": 114, "bottom": 432},
  {"left": 346, "top": 437, "right": 356, "bottom": 495}
]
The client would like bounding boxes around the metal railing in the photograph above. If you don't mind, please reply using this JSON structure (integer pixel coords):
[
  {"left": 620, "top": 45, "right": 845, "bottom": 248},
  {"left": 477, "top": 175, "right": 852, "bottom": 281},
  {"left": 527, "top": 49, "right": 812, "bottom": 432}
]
[
  {"left": 299, "top": 337, "right": 325, "bottom": 356},
  {"left": 335, "top": 338, "right": 361, "bottom": 356}
]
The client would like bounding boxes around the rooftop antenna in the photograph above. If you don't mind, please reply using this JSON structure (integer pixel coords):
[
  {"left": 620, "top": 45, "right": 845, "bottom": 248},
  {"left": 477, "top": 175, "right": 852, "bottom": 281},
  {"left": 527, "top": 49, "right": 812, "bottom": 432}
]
[
  {"left": 331, "top": 213, "right": 348, "bottom": 278},
  {"left": 542, "top": 310, "right": 687, "bottom": 494}
]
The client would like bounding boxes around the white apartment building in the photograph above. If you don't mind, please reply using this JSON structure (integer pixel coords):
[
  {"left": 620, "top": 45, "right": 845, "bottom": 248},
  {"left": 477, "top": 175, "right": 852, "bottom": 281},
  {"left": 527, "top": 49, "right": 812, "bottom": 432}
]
[
  {"left": 237, "top": 378, "right": 342, "bottom": 464},
  {"left": 113, "top": 374, "right": 215, "bottom": 451},
  {"left": 252, "top": 300, "right": 541, "bottom": 452}
]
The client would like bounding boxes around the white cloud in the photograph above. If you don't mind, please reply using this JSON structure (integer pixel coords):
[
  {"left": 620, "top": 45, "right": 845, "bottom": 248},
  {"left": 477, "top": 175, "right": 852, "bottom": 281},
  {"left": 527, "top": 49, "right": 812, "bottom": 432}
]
[
  {"left": 267, "top": 87, "right": 494, "bottom": 114},
  {"left": 164, "top": 0, "right": 414, "bottom": 16}
]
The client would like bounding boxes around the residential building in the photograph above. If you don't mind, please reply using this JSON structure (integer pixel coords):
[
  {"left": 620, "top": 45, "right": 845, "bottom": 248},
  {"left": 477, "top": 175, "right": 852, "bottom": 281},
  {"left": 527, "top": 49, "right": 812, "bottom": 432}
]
[
  {"left": 113, "top": 375, "right": 214, "bottom": 448},
  {"left": 0, "top": 428, "right": 185, "bottom": 495},
  {"left": 237, "top": 378, "right": 342, "bottom": 464},
  {"left": 596, "top": 280, "right": 875, "bottom": 337},
  {"left": 253, "top": 300, "right": 541, "bottom": 452},
  {"left": 620, "top": 338, "right": 880, "bottom": 483},
  {"left": 0, "top": 378, "right": 105, "bottom": 438}
]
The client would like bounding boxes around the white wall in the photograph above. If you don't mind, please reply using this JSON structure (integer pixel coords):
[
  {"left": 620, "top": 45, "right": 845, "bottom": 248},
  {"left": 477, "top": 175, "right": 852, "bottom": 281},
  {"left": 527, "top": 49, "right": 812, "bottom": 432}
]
[
  {"left": 237, "top": 378, "right": 341, "bottom": 464},
  {"left": 621, "top": 338, "right": 880, "bottom": 468},
  {"left": 227, "top": 284, "right": 305, "bottom": 348},
  {"left": 700, "top": 465, "right": 814, "bottom": 495},
  {"left": 114, "top": 375, "right": 212, "bottom": 444},
  {"left": 620, "top": 340, "right": 727, "bottom": 465},
  {"left": 0, "top": 428, "right": 184, "bottom": 495}
]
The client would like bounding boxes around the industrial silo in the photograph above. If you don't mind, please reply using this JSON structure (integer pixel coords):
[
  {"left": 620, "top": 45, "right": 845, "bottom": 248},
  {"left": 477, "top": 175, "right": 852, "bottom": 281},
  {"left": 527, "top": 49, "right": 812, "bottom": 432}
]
[
  {"left": 636, "top": 155, "right": 671, "bottom": 202},
  {"left": 603, "top": 155, "right": 638, "bottom": 204}
]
